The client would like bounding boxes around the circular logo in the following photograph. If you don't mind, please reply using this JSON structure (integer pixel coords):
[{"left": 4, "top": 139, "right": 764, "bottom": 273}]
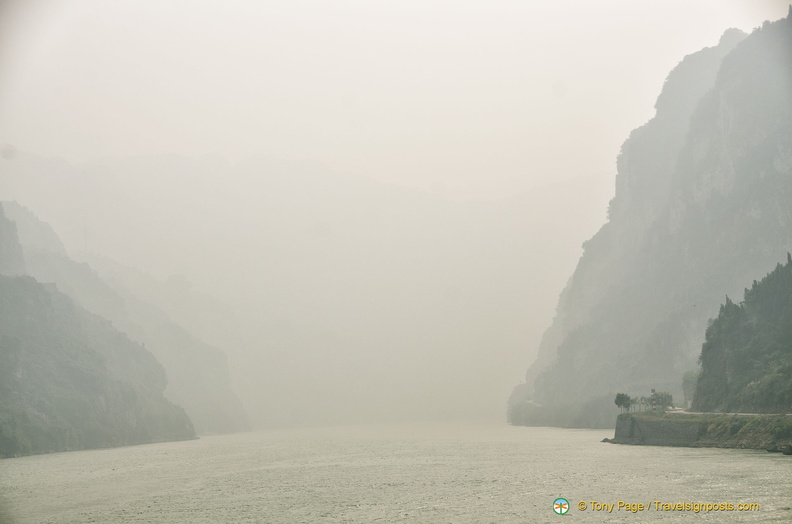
[{"left": 553, "top": 498, "right": 569, "bottom": 515}]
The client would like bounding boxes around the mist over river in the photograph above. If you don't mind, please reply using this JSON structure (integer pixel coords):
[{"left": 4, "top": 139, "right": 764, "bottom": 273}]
[{"left": 2, "top": 422, "right": 790, "bottom": 523}]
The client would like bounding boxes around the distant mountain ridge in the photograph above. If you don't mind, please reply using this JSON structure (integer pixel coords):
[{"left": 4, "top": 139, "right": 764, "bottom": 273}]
[
  {"left": 511, "top": 12, "right": 792, "bottom": 427},
  {"left": 0, "top": 145, "right": 611, "bottom": 426}
]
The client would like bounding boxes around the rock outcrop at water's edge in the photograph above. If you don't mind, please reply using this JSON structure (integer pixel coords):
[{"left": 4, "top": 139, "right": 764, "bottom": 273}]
[{"left": 606, "top": 413, "right": 792, "bottom": 452}]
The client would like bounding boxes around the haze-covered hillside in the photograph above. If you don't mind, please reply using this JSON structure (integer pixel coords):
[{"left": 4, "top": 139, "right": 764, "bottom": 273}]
[
  {"left": 0, "top": 204, "right": 195, "bottom": 457},
  {"left": 693, "top": 254, "right": 792, "bottom": 413},
  {"left": 0, "top": 152, "right": 610, "bottom": 427},
  {"left": 512, "top": 12, "right": 792, "bottom": 428},
  {"left": 0, "top": 204, "right": 24, "bottom": 275},
  {"left": 2, "top": 201, "right": 249, "bottom": 434}
]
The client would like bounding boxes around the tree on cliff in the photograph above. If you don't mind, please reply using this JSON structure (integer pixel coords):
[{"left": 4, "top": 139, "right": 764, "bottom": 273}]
[
  {"left": 615, "top": 393, "right": 632, "bottom": 413},
  {"left": 693, "top": 254, "right": 792, "bottom": 413},
  {"left": 653, "top": 391, "right": 673, "bottom": 410}
]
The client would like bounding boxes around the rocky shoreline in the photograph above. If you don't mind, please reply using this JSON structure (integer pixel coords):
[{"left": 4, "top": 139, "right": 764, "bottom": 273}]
[{"left": 604, "top": 413, "right": 792, "bottom": 453}]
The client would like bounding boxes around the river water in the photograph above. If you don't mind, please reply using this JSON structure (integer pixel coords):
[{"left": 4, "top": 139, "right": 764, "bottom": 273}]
[{"left": 1, "top": 422, "right": 790, "bottom": 523}]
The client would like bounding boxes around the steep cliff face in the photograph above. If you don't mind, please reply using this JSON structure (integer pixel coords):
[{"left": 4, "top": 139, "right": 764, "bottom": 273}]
[
  {"left": 512, "top": 13, "right": 792, "bottom": 428},
  {"left": 3, "top": 202, "right": 249, "bottom": 434},
  {"left": 0, "top": 204, "right": 195, "bottom": 456}
]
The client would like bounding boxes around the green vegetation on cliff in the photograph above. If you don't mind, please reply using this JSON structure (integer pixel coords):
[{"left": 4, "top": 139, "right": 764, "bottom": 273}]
[
  {"left": 693, "top": 254, "right": 792, "bottom": 413},
  {"left": 611, "top": 412, "right": 792, "bottom": 450}
]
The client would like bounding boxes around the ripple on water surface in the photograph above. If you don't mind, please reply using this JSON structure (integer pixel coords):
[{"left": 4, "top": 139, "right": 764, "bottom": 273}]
[{"left": 2, "top": 423, "right": 791, "bottom": 523}]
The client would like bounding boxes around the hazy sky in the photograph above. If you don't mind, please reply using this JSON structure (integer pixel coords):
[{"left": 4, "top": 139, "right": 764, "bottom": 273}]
[
  {"left": 0, "top": 0, "right": 789, "bottom": 200},
  {"left": 1, "top": 0, "right": 790, "bottom": 427}
]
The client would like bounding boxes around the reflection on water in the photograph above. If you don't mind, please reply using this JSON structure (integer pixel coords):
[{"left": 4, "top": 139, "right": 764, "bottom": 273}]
[{"left": 1, "top": 422, "right": 790, "bottom": 523}]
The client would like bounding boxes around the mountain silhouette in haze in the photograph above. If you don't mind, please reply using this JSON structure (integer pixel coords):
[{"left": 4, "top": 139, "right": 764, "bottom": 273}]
[
  {"left": 0, "top": 204, "right": 195, "bottom": 456},
  {"left": 2, "top": 201, "right": 250, "bottom": 435},
  {"left": 0, "top": 147, "right": 610, "bottom": 427},
  {"left": 511, "top": 12, "right": 792, "bottom": 428}
]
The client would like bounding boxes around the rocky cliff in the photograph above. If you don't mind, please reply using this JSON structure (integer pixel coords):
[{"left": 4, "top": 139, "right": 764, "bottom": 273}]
[
  {"left": 0, "top": 204, "right": 195, "bottom": 457},
  {"left": 2, "top": 201, "right": 249, "bottom": 435},
  {"left": 512, "top": 12, "right": 792, "bottom": 428}
]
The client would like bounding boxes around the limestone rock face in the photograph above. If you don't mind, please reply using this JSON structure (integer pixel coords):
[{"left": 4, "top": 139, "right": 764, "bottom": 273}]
[{"left": 512, "top": 13, "right": 792, "bottom": 428}]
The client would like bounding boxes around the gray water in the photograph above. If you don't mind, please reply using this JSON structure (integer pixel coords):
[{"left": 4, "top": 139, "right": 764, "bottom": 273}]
[{"left": 1, "top": 422, "right": 790, "bottom": 523}]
